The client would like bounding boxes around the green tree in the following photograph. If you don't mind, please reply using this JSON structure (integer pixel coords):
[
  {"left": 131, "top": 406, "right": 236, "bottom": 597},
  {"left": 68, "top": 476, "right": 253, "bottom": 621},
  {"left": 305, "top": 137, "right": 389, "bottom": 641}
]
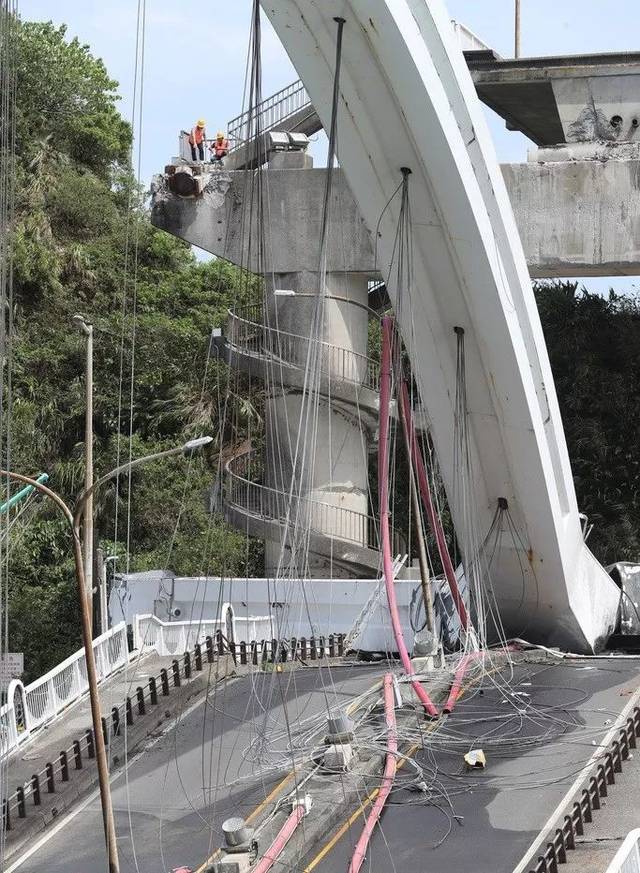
[{"left": 4, "top": 18, "right": 263, "bottom": 680}]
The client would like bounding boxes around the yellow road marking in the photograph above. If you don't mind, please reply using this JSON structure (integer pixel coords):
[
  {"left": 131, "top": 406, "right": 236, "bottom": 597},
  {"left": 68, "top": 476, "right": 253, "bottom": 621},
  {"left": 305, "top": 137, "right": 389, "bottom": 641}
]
[
  {"left": 194, "top": 770, "right": 296, "bottom": 872},
  {"left": 302, "top": 662, "right": 506, "bottom": 871},
  {"left": 195, "top": 664, "right": 497, "bottom": 873},
  {"left": 194, "top": 677, "right": 383, "bottom": 872}
]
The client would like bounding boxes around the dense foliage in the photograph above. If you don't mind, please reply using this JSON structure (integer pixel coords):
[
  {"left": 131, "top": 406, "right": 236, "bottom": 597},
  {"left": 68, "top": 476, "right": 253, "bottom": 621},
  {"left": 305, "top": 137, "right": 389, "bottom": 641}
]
[
  {"left": 6, "top": 21, "right": 262, "bottom": 680},
  {"left": 535, "top": 282, "right": 640, "bottom": 564}
]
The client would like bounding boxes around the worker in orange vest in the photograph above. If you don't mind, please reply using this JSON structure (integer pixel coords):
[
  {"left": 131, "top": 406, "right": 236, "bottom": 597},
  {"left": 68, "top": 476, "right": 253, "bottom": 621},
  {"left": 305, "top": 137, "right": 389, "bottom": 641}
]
[
  {"left": 188, "top": 119, "right": 207, "bottom": 162},
  {"left": 210, "top": 131, "right": 230, "bottom": 163}
]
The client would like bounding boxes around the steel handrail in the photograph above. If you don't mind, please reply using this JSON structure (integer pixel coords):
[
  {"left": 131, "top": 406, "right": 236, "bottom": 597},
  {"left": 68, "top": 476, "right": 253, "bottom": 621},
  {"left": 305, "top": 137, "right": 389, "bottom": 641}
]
[
  {"left": 227, "top": 80, "right": 310, "bottom": 147},
  {"left": 225, "top": 449, "right": 406, "bottom": 556},
  {"left": 226, "top": 307, "right": 380, "bottom": 392}
]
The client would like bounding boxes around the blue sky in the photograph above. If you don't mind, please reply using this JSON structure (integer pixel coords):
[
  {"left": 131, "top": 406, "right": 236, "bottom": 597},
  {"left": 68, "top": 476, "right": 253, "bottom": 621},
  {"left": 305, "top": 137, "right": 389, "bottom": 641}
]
[{"left": 20, "top": 0, "right": 640, "bottom": 292}]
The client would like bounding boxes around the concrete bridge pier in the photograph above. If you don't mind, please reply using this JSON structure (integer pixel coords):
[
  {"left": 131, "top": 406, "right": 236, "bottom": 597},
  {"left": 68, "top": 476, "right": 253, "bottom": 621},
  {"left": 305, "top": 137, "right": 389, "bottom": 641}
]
[{"left": 262, "top": 270, "right": 372, "bottom": 577}]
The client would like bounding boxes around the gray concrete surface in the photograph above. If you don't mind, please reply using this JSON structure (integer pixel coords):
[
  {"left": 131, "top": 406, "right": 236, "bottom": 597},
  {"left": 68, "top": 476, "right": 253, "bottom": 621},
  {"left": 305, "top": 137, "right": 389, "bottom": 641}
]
[
  {"left": 561, "top": 735, "right": 640, "bottom": 873},
  {"left": 466, "top": 51, "right": 640, "bottom": 146},
  {"left": 295, "top": 658, "right": 640, "bottom": 873},
  {"left": 152, "top": 161, "right": 640, "bottom": 278},
  {"left": 9, "top": 657, "right": 640, "bottom": 873}
]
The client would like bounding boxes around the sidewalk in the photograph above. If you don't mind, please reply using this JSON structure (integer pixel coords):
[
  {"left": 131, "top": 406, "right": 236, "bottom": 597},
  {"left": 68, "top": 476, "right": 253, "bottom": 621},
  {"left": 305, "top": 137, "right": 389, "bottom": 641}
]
[{"left": 3, "top": 645, "right": 233, "bottom": 862}]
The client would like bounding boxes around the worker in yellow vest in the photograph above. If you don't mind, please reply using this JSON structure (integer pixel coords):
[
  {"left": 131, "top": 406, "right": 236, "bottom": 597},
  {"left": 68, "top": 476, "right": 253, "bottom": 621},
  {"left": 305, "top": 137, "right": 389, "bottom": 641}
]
[
  {"left": 188, "top": 120, "right": 207, "bottom": 162},
  {"left": 210, "top": 131, "right": 230, "bottom": 163}
]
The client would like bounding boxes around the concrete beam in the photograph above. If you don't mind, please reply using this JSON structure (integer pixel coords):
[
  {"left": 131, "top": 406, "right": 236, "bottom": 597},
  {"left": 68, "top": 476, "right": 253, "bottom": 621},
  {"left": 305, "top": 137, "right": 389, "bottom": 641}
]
[
  {"left": 467, "top": 51, "right": 640, "bottom": 146},
  {"left": 151, "top": 162, "right": 640, "bottom": 278},
  {"left": 506, "top": 157, "right": 640, "bottom": 278},
  {"left": 151, "top": 168, "right": 375, "bottom": 274}
]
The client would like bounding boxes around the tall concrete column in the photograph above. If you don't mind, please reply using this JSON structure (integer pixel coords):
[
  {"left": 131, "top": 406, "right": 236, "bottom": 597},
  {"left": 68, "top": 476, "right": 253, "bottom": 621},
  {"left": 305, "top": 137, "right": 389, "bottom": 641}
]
[{"left": 263, "top": 271, "right": 371, "bottom": 577}]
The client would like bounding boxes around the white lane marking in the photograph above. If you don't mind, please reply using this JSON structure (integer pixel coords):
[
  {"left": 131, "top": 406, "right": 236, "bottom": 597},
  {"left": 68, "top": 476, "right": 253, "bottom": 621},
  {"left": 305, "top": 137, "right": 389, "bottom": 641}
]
[
  {"left": 5, "top": 685, "right": 216, "bottom": 872},
  {"left": 512, "top": 680, "right": 640, "bottom": 873}
]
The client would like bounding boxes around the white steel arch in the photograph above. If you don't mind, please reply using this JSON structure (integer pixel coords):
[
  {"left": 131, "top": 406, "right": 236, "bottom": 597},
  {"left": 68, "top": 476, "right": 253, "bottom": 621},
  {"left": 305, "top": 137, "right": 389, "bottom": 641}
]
[{"left": 261, "top": 0, "right": 620, "bottom": 652}]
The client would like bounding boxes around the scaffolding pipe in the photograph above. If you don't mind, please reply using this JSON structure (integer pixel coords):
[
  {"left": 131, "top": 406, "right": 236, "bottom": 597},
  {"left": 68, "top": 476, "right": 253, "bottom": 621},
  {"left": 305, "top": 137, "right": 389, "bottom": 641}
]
[
  {"left": 347, "top": 673, "right": 398, "bottom": 873},
  {"left": 379, "top": 317, "right": 438, "bottom": 717}
]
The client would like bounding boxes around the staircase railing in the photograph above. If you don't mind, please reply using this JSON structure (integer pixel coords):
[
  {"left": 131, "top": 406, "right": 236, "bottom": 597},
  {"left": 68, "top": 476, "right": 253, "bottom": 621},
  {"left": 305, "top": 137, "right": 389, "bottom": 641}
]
[
  {"left": 227, "top": 80, "right": 311, "bottom": 147},
  {"left": 226, "top": 449, "right": 406, "bottom": 556},
  {"left": 226, "top": 307, "right": 380, "bottom": 392}
]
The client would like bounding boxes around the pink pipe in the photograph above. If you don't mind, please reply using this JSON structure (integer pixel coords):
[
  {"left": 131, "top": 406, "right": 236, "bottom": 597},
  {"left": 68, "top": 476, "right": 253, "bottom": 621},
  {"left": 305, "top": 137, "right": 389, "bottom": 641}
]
[
  {"left": 398, "top": 377, "right": 470, "bottom": 631},
  {"left": 378, "top": 318, "right": 438, "bottom": 718},
  {"left": 443, "top": 645, "right": 516, "bottom": 714},
  {"left": 251, "top": 803, "right": 307, "bottom": 873},
  {"left": 348, "top": 673, "right": 398, "bottom": 873},
  {"left": 443, "top": 652, "right": 474, "bottom": 714}
]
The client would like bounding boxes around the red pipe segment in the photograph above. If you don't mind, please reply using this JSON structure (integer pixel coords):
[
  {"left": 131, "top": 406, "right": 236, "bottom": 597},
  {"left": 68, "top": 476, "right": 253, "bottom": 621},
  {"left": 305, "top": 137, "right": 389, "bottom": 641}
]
[
  {"left": 251, "top": 802, "right": 307, "bottom": 873},
  {"left": 443, "top": 652, "right": 475, "bottom": 714},
  {"left": 443, "top": 646, "right": 516, "bottom": 714},
  {"left": 378, "top": 317, "right": 439, "bottom": 718},
  {"left": 347, "top": 673, "right": 398, "bottom": 873},
  {"left": 397, "top": 376, "right": 470, "bottom": 632}
]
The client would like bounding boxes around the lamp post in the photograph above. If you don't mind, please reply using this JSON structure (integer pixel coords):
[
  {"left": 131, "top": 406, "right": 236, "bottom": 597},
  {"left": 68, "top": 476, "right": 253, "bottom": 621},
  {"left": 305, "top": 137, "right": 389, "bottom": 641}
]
[
  {"left": 0, "top": 434, "right": 212, "bottom": 873},
  {"left": 515, "top": 0, "right": 521, "bottom": 58},
  {"left": 72, "top": 314, "right": 94, "bottom": 631}
]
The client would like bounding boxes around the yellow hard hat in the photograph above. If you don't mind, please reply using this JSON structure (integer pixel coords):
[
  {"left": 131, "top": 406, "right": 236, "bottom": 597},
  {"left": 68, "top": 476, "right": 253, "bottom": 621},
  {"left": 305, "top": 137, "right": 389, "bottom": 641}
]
[
  {"left": 216, "top": 131, "right": 225, "bottom": 138},
  {"left": 197, "top": 119, "right": 206, "bottom": 128}
]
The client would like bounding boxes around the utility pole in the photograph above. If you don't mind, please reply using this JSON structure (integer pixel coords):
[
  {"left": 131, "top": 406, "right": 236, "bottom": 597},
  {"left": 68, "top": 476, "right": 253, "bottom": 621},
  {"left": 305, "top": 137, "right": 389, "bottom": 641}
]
[
  {"left": 514, "top": 0, "right": 521, "bottom": 58},
  {"left": 72, "top": 314, "right": 94, "bottom": 633}
]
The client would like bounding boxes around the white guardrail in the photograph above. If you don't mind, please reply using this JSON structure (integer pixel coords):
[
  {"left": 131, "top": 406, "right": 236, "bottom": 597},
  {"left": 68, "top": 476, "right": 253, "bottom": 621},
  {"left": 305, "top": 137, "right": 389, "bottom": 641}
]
[
  {"left": 133, "top": 608, "right": 274, "bottom": 657},
  {"left": 0, "top": 622, "right": 128, "bottom": 758},
  {"left": 606, "top": 829, "right": 640, "bottom": 873},
  {"left": 0, "top": 609, "right": 276, "bottom": 758}
]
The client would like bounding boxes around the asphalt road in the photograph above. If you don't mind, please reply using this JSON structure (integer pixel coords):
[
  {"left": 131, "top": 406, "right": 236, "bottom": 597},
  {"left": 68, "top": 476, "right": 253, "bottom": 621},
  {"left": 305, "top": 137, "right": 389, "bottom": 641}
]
[
  {"left": 314, "top": 658, "right": 640, "bottom": 873},
  {"left": 8, "top": 657, "right": 640, "bottom": 873},
  {"left": 9, "top": 662, "right": 381, "bottom": 873}
]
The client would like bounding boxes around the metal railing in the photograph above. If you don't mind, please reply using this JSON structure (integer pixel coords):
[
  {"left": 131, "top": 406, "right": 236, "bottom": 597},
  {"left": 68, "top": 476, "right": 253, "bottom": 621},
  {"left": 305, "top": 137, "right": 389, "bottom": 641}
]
[
  {"left": 529, "top": 705, "right": 640, "bottom": 873},
  {"left": 228, "top": 80, "right": 311, "bottom": 147},
  {"left": 1, "top": 625, "right": 346, "bottom": 835},
  {"left": 134, "top": 612, "right": 274, "bottom": 656},
  {"left": 450, "top": 19, "right": 492, "bottom": 53},
  {"left": 0, "top": 623, "right": 128, "bottom": 759},
  {"left": 225, "top": 449, "right": 406, "bottom": 556},
  {"left": 226, "top": 307, "right": 380, "bottom": 392}
]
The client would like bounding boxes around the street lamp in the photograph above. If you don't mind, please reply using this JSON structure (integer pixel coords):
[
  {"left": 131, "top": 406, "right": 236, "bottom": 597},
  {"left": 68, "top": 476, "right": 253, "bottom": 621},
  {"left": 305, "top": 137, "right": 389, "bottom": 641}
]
[
  {"left": 71, "top": 314, "right": 94, "bottom": 630},
  {"left": 0, "top": 434, "right": 212, "bottom": 873}
]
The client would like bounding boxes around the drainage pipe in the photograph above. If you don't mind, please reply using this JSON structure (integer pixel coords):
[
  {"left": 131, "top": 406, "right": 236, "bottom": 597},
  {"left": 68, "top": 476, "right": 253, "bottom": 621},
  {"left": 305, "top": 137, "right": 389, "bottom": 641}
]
[
  {"left": 347, "top": 672, "right": 398, "bottom": 873},
  {"left": 378, "top": 317, "right": 438, "bottom": 717}
]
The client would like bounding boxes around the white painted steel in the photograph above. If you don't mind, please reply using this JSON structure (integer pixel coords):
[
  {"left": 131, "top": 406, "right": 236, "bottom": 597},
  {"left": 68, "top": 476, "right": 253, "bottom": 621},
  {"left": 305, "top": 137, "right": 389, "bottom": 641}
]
[
  {"left": 261, "top": 0, "right": 620, "bottom": 651},
  {"left": 450, "top": 19, "right": 491, "bottom": 52},
  {"left": 0, "top": 622, "right": 128, "bottom": 758},
  {"left": 125, "top": 579, "right": 418, "bottom": 655},
  {"left": 133, "top": 609, "right": 274, "bottom": 656},
  {"left": 605, "top": 829, "right": 640, "bottom": 873}
]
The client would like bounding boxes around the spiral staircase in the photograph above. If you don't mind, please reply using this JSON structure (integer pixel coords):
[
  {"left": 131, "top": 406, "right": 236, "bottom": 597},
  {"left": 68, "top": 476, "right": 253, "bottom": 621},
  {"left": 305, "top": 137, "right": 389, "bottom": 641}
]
[{"left": 220, "top": 292, "right": 406, "bottom": 577}]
